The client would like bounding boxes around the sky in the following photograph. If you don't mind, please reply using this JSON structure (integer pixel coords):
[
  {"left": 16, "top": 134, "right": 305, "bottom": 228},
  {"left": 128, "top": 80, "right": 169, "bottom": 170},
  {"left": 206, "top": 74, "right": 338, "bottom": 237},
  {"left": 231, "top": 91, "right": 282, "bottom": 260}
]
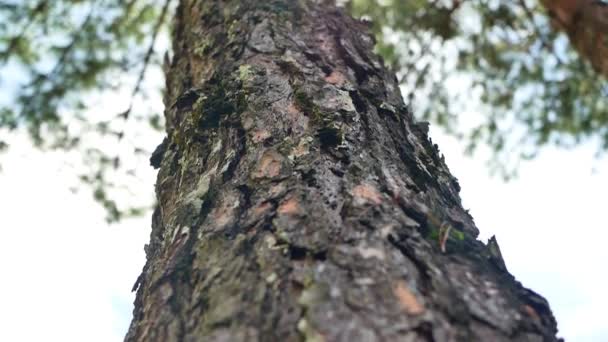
[
  {"left": 0, "top": 134, "right": 151, "bottom": 342},
  {"left": 0, "top": 122, "right": 606, "bottom": 341}
]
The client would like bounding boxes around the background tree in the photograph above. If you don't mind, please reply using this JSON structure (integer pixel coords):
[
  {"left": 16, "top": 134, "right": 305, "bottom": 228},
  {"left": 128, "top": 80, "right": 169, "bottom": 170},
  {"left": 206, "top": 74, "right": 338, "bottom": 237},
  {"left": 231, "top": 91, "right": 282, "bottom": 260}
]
[
  {"left": 349, "top": 0, "right": 608, "bottom": 176},
  {"left": 0, "top": 0, "right": 172, "bottom": 221}
]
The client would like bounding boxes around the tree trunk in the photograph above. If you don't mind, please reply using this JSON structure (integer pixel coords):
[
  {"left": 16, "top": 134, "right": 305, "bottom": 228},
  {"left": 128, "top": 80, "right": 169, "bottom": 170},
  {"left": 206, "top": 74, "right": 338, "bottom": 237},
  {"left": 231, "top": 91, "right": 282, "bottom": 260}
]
[
  {"left": 541, "top": 0, "right": 608, "bottom": 78},
  {"left": 126, "top": 1, "right": 560, "bottom": 341}
]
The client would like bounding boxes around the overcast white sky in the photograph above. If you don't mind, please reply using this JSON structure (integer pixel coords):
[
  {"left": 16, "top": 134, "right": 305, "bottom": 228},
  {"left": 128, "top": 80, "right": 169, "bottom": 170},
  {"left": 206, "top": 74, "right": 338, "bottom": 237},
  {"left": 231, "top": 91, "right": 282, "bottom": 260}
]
[{"left": 0, "top": 121, "right": 606, "bottom": 341}]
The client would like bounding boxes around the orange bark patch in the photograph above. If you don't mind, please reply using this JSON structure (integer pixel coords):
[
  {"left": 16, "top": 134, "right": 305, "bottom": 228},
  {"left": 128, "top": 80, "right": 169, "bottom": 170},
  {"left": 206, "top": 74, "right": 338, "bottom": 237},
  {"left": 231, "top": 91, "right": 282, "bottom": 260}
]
[
  {"left": 522, "top": 305, "right": 540, "bottom": 321},
  {"left": 287, "top": 102, "right": 301, "bottom": 116},
  {"left": 325, "top": 70, "right": 346, "bottom": 86},
  {"left": 286, "top": 102, "right": 309, "bottom": 134},
  {"left": 253, "top": 201, "right": 273, "bottom": 217},
  {"left": 393, "top": 281, "right": 425, "bottom": 315},
  {"left": 352, "top": 184, "right": 383, "bottom": 205},
  {"left": 252, "top": 129, "right": 272, "bottom": 143},
  {"left": 269, "top": 183, "right": 287, "bottom": 198},
  {"left": 212, "top": 195, "right": 239, "bottom": 228},
  {"left": 278, "top": 197, "right": 300, "bottom": 215},
  {"left": 252, "top": 150, "right": 283, "bottom": 179},
  {"left": 213, "top": 205, "right": 232, "bottom": 228}
]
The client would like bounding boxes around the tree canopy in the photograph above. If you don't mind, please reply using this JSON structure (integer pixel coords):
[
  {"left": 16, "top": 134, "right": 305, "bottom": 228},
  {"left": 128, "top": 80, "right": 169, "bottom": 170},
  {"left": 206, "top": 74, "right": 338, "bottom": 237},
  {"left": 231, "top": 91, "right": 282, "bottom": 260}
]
[
  {"left": 349, "top": 0, "right": 607, "bottom": 175},
  {"left": 0, "top": 0, "right": 606, "bottom": 220}
]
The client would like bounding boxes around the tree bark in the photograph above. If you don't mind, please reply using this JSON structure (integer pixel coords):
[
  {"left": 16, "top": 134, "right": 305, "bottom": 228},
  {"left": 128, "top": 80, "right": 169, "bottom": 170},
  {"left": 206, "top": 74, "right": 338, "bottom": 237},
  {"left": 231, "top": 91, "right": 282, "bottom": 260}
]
[
  {"left": 540, "top": 0, "right": 608, "bottom": 78},
  {"left": 126, "top": 1, "right": 561, "bottom": 341}
]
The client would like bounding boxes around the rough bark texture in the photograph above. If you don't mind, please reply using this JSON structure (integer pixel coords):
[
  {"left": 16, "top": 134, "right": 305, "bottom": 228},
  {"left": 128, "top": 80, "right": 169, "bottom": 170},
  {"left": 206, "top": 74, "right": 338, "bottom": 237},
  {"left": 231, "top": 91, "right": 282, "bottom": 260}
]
[
  {"left": 127, "top": 1, "right": 561, "bottom": 341},
  {"left": 541, "top": 0, "right": 608, "bottom": 78}
]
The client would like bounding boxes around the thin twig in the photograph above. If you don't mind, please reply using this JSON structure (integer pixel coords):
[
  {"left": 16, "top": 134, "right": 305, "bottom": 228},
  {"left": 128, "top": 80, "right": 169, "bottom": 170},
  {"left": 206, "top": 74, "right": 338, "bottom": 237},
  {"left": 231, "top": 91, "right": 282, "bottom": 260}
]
[{"left": 117, "top": 0, "right": 173, "bottom": 134}]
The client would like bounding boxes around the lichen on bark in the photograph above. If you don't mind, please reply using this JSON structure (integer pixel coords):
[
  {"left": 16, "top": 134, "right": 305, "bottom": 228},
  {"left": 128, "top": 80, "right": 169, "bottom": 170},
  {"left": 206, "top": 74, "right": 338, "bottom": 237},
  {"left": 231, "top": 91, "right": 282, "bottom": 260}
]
[{"left": 127, "top": 1, "right": 561, "bottom": 341}]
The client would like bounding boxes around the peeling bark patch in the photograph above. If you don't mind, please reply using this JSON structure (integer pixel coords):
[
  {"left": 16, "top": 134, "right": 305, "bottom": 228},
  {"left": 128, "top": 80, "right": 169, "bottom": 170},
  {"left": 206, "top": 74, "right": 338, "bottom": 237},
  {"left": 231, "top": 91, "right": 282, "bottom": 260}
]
[
  {"left": 287, "top": 102, "right": 301, "bottom": 116},
  {"left": 252, "top": 150, "right": 284, "bottom": 179},
  {"left": 324, "top": 70, "right": 346, "bottom": 86},
  {"left": 278, "top": 197, "right": 301, "bottom": 215},
  {"left": 251, "top": 129, "right": 272, "bottom": 144},
  {"left": 211, "top": 193, "right": 240, "bottom": 230},
  {"left": 523, "top": 305, "right": 540, "bottom": 322},
  {"left": 352, "top": 184, "right": 382, "bottom": 205},
  {"left": 253, "top": 202, "right": 273, "bottom": 217},
  {"left": 286, "top": 101, "right": 309, "bottom": 134},
  {"left": 268, "top": 183, "right": 287, "bottom": 198},
  {"left": 393, "top": 281, "right": 425, "bottom": 316}
]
